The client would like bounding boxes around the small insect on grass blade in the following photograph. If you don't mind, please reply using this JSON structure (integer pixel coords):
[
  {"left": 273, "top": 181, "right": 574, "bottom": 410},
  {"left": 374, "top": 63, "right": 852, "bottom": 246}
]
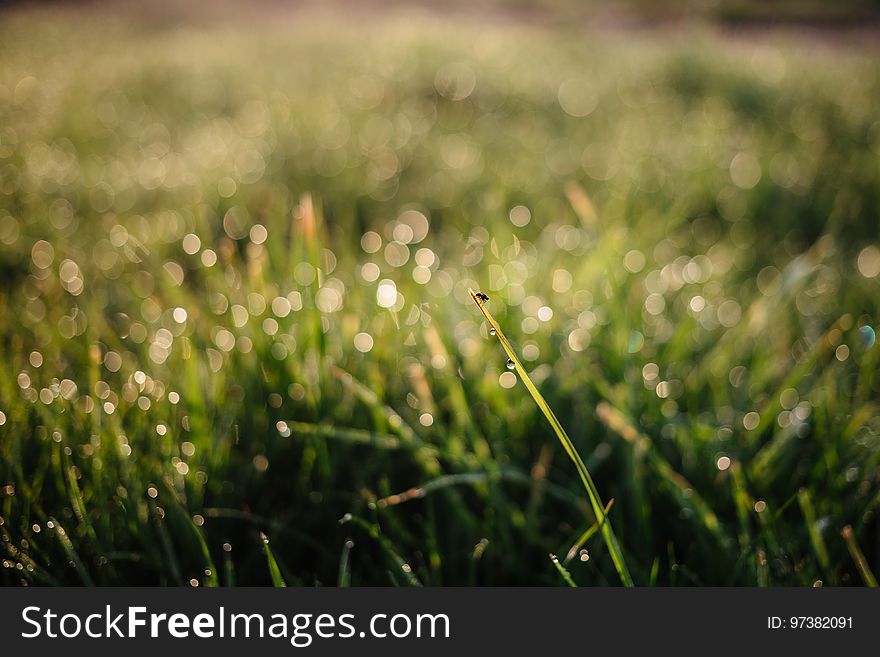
[{"left": 468, "top": 288, "right": 633, "bottom": 586}]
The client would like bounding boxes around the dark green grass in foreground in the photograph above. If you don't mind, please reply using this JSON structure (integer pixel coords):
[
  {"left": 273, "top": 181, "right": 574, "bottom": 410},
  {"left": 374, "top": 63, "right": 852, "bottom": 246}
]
[{"left": 1, "top": 12, "right": 879, "bottom": 586}]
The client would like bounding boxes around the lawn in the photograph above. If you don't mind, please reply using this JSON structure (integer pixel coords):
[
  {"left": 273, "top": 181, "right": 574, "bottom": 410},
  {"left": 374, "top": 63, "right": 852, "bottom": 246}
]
[{"left": 1, "top": 6, "right": 879, "bottom": 586}]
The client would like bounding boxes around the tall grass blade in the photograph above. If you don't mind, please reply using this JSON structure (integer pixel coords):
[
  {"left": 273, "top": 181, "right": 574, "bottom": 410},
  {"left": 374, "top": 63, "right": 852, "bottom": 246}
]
[{"left": 468, "top": 288, "right": 633, "bottom": 586}]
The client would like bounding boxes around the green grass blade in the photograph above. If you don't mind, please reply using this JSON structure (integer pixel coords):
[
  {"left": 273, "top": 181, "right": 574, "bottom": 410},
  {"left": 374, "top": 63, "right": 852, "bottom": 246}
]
[
  {"left": 338, "top": 538, "right": 354, "bottom": 587},
  {"left": 468, "top": 288, "right": 633, "bottom": 586},
  {"left": 550, "top": 553, "right": 578, "bottom": 587},
  {"left": 563, "top": 499, "right": 614, "bottom": 565},
  {"left": 841, "top": 525, "right": 877, "bottom": 587},
  {"left": 223, "top": 544, "right": 236, "bottom": 587},
  {"left": 159, "top": 481, "right": 219, "bottom": 587},
  {"left": 48, "top": 517, "right": 94, "bottom": 586},
  {"left": 148, "top": 499, "right": 184, "bottom": 586},
  {"left": 756, "top": 549, "right": 769, "bottom": 587},
  {"left": 343, "top": 515, "right": 422, "bottom": 586},
  {"left": 797, "top": 488, "right": 830, "bottom": 577},
  {"left": 260, "top": 532, "right": 287, "bottom": 587}
]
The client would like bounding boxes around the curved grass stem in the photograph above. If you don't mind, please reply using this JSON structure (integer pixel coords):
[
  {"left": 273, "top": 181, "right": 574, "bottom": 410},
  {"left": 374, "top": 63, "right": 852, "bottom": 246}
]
[{"left": 469, "top": 288, "right": 634, "bottom": 586}]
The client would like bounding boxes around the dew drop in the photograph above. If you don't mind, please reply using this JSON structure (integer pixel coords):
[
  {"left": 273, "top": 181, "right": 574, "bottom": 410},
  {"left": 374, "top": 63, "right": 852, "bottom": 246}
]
[
  {"left": 506, "top": 358, "right": 515, "bottom": 370},
  {"left": 859, "top": 325, "right": 876, "bottom": 348},
  {"left": 489, "top": 327, "right": 496, "bottom": 336}
]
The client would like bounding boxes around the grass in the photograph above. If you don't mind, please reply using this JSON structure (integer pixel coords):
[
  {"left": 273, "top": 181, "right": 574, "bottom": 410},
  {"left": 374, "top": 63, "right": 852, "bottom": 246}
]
[
  {"left": 0, "top": 8, "right": 879, "bottom": 586},
  {"left": 469, "top": 286, "right": 632, "bottom": 585}
]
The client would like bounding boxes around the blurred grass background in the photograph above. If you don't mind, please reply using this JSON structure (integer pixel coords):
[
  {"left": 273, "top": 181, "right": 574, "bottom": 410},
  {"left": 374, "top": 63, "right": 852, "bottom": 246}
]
[{"left": 1, "top": 1, "right": 879, "bottom": 586}]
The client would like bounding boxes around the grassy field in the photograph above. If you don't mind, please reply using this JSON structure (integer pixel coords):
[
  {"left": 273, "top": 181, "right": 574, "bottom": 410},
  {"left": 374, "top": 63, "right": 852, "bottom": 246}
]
[{"left": 1, "top": 7, "right": 879, "bottom": 586}]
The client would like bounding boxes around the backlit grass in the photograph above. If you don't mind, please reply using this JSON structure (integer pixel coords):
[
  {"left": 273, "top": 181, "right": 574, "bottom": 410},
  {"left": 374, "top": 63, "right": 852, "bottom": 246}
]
[{"left": 0, "top": 9, "right": 879, "bottom": 586}]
